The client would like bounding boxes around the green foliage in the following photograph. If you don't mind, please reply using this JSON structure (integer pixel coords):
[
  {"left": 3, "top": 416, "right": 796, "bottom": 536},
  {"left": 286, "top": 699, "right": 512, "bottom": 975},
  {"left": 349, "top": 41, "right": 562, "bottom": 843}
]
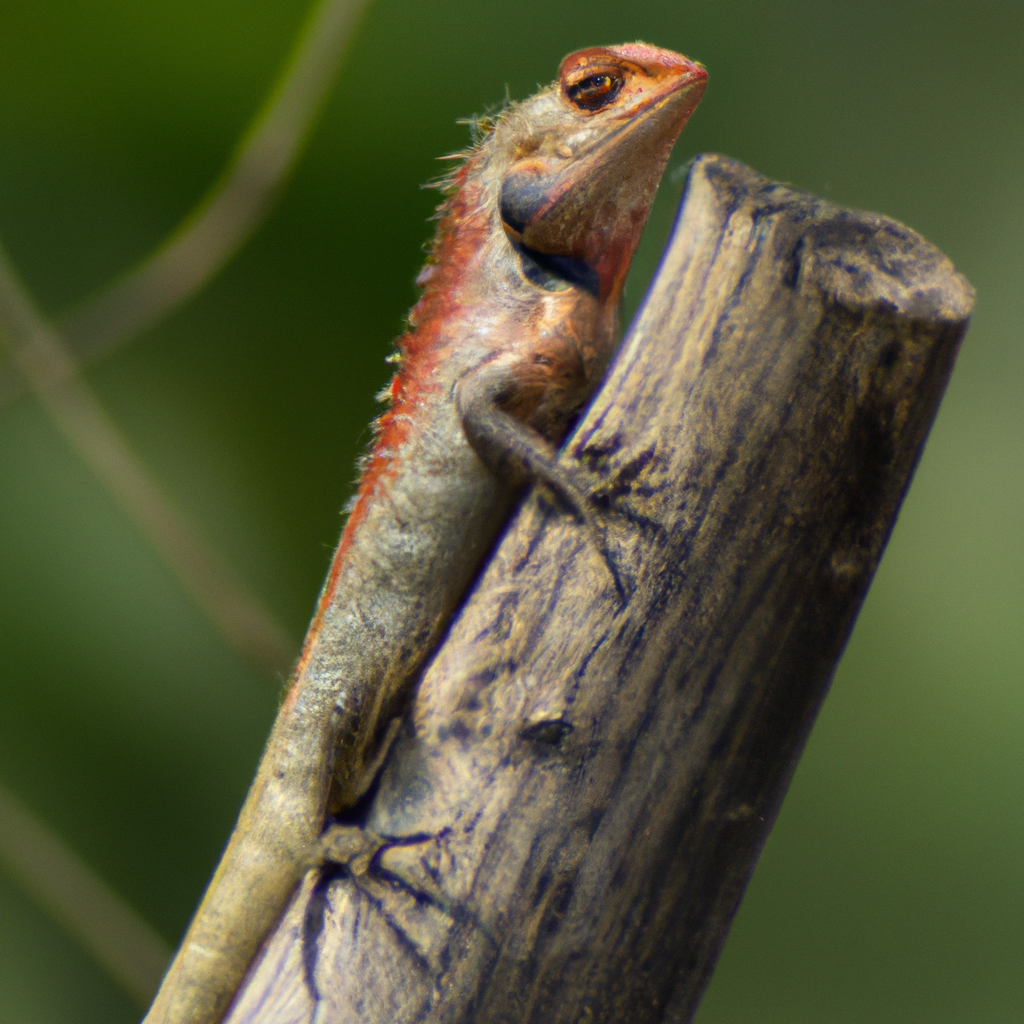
[{"left": 0, "top": 1, "right": 1020, "bottom": 1021}]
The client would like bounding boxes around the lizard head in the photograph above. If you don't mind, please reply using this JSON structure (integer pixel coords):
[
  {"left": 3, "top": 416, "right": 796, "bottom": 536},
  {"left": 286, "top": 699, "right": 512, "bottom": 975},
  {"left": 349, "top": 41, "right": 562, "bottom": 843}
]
[{"left": 496, "top": 43, "right": 706, "bottom": 303}]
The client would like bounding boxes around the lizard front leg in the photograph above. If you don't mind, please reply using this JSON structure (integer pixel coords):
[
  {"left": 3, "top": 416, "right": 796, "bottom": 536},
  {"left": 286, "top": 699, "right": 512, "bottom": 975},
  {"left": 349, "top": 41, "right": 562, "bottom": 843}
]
[{"left": 454, "top": 353, "right": 626, "bottom": 601}]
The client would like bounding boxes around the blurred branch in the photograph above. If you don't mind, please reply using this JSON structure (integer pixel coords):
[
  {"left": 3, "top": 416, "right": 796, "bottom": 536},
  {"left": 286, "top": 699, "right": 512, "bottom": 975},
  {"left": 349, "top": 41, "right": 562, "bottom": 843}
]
[
  {"left": 0, "top": 242, "right": 296, "bottom": 676},
  {"left": 0, "top": 780, "right": 172, "bottom": 1007},
  {"left": 0, "top": 0, "right": 371, "bottom": 408},
  {"left": 0, "top": 0, "right": 363, "bottom": 990},
  {"left": 0, "top": 0, "right": 369, "bottom": 669}
]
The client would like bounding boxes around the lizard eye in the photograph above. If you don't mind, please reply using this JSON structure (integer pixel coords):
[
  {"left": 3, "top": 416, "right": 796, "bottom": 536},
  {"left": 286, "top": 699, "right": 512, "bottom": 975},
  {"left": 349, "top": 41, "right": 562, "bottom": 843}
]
[{"left": 564, "top": 69, "right": 624, "bottom": 111}]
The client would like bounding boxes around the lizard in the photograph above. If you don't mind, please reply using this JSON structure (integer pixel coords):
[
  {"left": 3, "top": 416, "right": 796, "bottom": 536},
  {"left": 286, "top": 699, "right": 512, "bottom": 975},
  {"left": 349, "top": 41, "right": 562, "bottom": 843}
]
[{"left": 143, "top": 42, "right": 706, "bottom": 1024}]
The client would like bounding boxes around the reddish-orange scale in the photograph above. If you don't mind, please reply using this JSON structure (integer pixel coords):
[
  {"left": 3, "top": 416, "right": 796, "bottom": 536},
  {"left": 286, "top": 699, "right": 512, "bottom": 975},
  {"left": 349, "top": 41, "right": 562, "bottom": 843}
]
[{"left": 145, "top": 43, "right": 706, "bottom": 1024}]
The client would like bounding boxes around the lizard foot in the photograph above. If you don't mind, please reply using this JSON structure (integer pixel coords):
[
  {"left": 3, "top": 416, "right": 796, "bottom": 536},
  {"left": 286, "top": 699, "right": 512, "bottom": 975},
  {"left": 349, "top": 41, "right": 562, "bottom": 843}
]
[{"left": 317, "top": 824, "right": 387, "bottom": 876}]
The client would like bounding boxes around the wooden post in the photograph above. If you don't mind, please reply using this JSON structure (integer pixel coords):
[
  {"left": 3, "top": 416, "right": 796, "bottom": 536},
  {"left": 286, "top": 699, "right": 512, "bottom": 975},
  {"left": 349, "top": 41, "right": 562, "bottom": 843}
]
[{"left": 224, "top": 154, "right": 973, "bottom": 1024}]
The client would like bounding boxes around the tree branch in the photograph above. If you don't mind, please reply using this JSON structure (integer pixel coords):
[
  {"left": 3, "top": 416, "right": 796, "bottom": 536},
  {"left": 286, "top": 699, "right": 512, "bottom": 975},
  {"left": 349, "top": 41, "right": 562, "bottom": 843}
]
[{"left": 224, "top": 154, "right": 973, "bottom": 1023}]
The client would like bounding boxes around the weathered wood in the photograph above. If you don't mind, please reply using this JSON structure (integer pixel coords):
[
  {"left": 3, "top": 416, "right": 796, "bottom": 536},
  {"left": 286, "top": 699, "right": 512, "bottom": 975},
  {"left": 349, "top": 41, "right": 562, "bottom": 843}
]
[{"left": 224, "top": 153, "right": 973, "bottom": 1024}]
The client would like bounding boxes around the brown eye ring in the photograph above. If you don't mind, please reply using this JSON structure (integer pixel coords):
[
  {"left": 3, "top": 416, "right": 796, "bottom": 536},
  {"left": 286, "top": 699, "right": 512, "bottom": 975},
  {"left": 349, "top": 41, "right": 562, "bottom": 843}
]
[{"left": 564, "top": 68, "right": 624, "bottom": 111}]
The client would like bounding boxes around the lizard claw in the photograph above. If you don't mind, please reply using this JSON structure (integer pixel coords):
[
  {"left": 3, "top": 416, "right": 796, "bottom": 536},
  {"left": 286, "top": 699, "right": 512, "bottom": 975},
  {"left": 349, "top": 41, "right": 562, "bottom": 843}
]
[{"left": 577, "top": 509, "right": 631, "bottom": 608}]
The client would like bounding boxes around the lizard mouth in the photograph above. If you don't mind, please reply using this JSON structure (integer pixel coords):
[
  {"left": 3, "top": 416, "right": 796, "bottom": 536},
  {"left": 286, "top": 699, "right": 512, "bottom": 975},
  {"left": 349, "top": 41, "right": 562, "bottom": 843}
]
[
  {"left": 581, "top": 64, "right": 707, "bottom": 146},
  {"left": 500, "top": 71, "right": 705, "bottom": 233}
]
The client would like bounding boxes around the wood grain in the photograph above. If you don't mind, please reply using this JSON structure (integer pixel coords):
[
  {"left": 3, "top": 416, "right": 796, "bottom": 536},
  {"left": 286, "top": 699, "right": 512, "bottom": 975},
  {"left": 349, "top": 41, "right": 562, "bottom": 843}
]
[{"left": 224, "top": 153, "right": 974, "bottom": 1024}]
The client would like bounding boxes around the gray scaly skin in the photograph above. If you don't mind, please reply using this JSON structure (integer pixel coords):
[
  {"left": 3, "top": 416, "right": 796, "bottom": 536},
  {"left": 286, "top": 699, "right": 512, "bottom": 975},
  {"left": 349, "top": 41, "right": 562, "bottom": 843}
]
[{"left": 143, "top": 42, "right": 706, "bottom": 1024}]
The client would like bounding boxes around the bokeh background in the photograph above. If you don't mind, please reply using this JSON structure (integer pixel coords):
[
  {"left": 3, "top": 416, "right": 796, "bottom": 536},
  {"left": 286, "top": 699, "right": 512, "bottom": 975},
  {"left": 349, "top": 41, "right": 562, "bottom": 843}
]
[{"left": 0, "top": 0, "right": 1020, "bottom": 1021}]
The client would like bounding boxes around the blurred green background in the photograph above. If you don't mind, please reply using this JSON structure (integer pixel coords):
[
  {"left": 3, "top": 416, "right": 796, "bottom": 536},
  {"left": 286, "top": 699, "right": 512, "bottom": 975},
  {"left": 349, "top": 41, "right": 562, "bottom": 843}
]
[{"left": 0, "top": 0, "right": 1020, "bottom": 1021}]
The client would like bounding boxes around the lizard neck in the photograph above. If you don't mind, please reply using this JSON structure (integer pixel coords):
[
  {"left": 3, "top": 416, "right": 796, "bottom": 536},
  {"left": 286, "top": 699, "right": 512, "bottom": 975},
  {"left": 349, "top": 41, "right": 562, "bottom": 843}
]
[{"left": 382, "top": 156, "right": 497, "bottom": 446}]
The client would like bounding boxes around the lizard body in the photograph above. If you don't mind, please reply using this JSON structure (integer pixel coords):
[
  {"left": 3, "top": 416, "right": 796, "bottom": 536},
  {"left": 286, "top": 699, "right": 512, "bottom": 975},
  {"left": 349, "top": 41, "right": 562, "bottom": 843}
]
[{"left": 144, "top": 43, "right": 705, "bottom": 1024}]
